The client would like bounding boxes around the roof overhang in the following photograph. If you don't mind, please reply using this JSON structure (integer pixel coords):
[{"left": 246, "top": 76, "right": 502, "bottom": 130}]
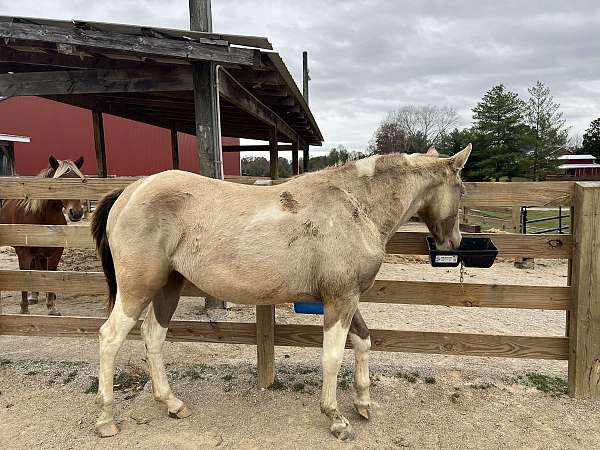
[
  {"left": 0, "top": 15, "right": 323, "bottom": 146},
  {"left": 0, "top": 133, "right": 30, "bottom": 143}
]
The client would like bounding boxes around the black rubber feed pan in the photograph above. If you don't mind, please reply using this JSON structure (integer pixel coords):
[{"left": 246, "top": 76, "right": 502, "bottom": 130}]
[{"left": 426, "top": 237, "right": 498, "bottom": 268}]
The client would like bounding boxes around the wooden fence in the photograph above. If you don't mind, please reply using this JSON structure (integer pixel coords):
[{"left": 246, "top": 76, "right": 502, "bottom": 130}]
[{"left": 0, "top": 177, "right": 598, "bottom": 399}]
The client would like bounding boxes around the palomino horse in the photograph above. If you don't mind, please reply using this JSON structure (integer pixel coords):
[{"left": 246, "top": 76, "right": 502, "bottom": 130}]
[
  {"left": 91, "top": 145, "right": 472, "bottom": 439},
  {"left": 0, "top": 156, "right": 85, "bottom": 315}
]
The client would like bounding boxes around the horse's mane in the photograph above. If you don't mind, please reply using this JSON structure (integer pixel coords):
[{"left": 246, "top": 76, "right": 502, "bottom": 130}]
[{"left": 17, "top": 166, "right": 55, "bottom": 214}]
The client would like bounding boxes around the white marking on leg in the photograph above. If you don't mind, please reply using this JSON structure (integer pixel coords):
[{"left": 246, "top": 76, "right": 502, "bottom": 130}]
[
  {"left": 354, "top": 155, "right": 380, "bottom": 177},
  {"left": 321, "top": 320, "right": 350, "bottom": 415},
  {"left": 96, "top": 296, "right": 138, "bottom": 428},
  {"left": 350, "top": 333, "right": 371, "bottom": 409},
  {"left": 141, "top": 306, "right": 184, "bottom": 414}
]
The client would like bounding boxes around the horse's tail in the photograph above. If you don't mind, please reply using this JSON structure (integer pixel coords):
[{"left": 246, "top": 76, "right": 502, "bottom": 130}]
[{"left": 91, "top": 189, "right": 123, "bottom": 312}]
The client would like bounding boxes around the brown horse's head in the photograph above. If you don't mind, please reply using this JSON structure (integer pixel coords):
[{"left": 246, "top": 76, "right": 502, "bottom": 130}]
[
  {"left": 48, "top": 155, "right": 85, "bottom": 222},
  {"left": 416, "top": 144, "right": 471, "bottom": 251}
]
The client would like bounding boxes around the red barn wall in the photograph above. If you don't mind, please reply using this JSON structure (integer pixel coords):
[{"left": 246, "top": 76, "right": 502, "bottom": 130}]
[{"left": 0, "top": 96, "right": 240, "bottom": 176}]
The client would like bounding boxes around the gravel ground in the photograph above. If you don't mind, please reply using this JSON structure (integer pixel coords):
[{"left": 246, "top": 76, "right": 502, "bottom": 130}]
[{"left": 2, "top": 245, "right": 599, "bottom": 449}]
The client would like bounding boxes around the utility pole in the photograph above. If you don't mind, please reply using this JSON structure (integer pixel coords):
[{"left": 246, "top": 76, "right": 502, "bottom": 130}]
[{"left": 302, "top": 51, "right": 310, "bottom": 172}]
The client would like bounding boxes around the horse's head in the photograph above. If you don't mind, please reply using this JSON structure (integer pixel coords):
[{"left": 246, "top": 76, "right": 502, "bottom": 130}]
[
  {"left": 416, "top": 144, "right": 471, "bottom": 251},
  {"left": 48, "top": 155, "right": 85, "bottom": 222}
]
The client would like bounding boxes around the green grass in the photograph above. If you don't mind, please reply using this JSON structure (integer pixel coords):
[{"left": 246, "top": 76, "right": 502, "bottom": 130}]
[
  {"left": 424, "top": 376, "right": 436, "bottom": 384},
  {"left": 179, "top": 364, "right": 208, "bottom": 380},
  {"left": 514, "top": 372, "right": 567, "bottom": 397},
  {"left": 467, "top": 208, "right": 570, "bottom": 233},
  {"left": 85, "top": 377, "right": 99, "bottom": 394},
  {"left": 292, "top": 382, "right": 305, "bottom": 393},
  {"left": 269, "top": 378, "right": 286, "bottom": 390},
  {"left": 63, "top": 370, "right": 78, "bottom": 384},
  {"left": 113, "top": 367, "right": 149, "bottom": 392},
  {"left": 0, "top": 358, "right": 12, "bottom": 368},
  {"left": 396, "top": 371, "right": 419, "bottom": 383}
]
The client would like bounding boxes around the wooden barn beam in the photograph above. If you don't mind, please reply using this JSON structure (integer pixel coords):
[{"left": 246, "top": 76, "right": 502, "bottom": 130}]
[
  {"left": 92, "top": 110, "right": 107, "bottom": 177},
  {"left": 0, "top": 46, "right": 147, "bottom": 70},
  {"left": 303, "top": 144, "right": 309, "bottom": 173},
  {"left": 190, "top": 0, "right": 225, "bottom": 310},
  {"left": 269, "top": 127, "right": 279, "bottom": 180},
  {"left": 0, "top": 21, "right": 262, "bottom": 67},
  {"left": 170, "top": 128, "right": 180, "bottom": 170},
  {"left": 218, "top": 67, "right": 299, "bottom": 144},
  {"left": 0, "top": 67, "right": 193, "bottom": 96},
  {"left": 292, "top": 140, "right": 299, "bottom": 175},
  {"left": 222, "top": 144, "right": 293, "bottom": 153}
]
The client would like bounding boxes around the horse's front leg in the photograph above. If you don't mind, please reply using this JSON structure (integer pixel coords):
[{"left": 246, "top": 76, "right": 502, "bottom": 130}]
[
  {"left": 45, "top": 251, "right": 63, "bottom": 316},
  {"left": 16, "top": 251, "right": 34, "bottom": 314},
  {"left": 321, "top": 294, "right": 359, "bottom": 441},
  {"left": 350, "top": 309, "right": 371, "bottom": 419}
]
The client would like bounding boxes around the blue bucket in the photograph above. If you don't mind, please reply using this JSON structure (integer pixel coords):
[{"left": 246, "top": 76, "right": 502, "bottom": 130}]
[{"left": 293, "top": 301, "right": 324, "bottom": 314}]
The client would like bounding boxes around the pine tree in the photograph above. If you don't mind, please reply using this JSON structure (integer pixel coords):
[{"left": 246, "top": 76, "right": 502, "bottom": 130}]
[
  {"left": 472, "top": 84, "right": 529, "bottom": 181},
  {"left": 582, "top": 118, "right": 600, "bottom": 159},
  {"left": 525, "top": 81, "right": 569, "bottom": 180}
]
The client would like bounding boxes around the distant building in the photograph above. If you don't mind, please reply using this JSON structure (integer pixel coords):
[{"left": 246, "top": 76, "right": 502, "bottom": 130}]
[
  {"left": 557, "top": 154, "right": 600, "bottom": 178},
  {"left": 0, "top": 96, "right": 241, "bottom": 177}
]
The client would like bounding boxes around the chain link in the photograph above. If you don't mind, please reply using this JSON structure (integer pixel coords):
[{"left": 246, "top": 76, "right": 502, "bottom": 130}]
[{"left": 459, "top": 260, "right": 465, "bottom": 284}]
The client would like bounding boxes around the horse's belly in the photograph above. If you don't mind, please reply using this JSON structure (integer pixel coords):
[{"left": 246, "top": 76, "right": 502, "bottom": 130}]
[{"left": 181, "top": 264, "right": 315, "bottom": 305}]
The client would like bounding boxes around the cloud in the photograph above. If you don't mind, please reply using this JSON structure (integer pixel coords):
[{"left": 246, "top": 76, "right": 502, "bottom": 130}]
[{"left": 1, "top": 0, "right": 599, "bottom": 153}]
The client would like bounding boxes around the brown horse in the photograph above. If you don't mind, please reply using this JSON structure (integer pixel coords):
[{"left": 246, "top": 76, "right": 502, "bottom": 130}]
[
  {"left": 0, "top": 156, "right": 85, "bottom": 315},
  {"left": 91, "top": 145, "right": 471, "bottom": 440}
]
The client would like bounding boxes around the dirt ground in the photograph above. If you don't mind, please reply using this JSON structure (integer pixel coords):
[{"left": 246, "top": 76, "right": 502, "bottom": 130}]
[{"left": 1, "top": 245, "right": 599, "bottom": 449}]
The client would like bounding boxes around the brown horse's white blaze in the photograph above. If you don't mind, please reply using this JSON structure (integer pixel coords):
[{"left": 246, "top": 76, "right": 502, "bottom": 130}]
[
  {"left": 91, "top": 144, "right": 472, "bottom": 439},
  {"left": 0, "top": 155, "right": 85, "bottom": 315}
]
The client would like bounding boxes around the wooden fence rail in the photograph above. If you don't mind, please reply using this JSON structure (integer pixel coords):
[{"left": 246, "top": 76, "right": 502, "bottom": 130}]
[
  {"left": 1, "top": 178, "right": 598, "bottom": 399},
  {"left": 0, "top": 224, "right": 573, "bottom": 258}
]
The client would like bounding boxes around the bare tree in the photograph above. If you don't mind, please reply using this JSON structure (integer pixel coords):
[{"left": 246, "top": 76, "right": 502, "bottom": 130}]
[
  {"left": 368, "top": 112, "right": 408, "bottom": 154},
  {"left": 369, "top": 105, "right": 458, "bottom": 154}
]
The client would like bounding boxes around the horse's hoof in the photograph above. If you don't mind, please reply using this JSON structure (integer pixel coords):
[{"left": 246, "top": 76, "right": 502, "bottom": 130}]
[
  {"left": 95, "top": 421, "right": 119, "bottom": 438},
  {"left": 331, "top": 417, "right": 354, "bottom": 441},
  {"left": 332, "top": 429, "right": 356, "bottom": 441},
  {"left": 168, "top": 404, "right": 192, "bottom": 419},
  {"left": 28, "top": 298, "right": 38, "bottom": 305},
  {"left": 48, "top": 310, "right": 62, "bottom": 316},
  {"left": 354, "top": 403, "right": 370, "bottom": 420}
]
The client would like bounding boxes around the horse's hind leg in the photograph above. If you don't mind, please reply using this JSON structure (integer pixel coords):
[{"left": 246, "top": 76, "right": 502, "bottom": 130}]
[
  {"left": 96, "top": 291, "right": 150, "bottom": 437},
  {"left": 321, "top": 293, "right": 359, "bottom": 441},
  {"left": 349, "top": 309, "right": 371, "bottom": 420},
  {"left": 140, "top": 272, "right": 190, "bottom": 418}
]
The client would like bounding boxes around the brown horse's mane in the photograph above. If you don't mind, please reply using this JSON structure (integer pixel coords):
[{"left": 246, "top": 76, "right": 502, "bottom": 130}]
[{"left": 16, "top": 166, "right": 56, "bottom": 214}]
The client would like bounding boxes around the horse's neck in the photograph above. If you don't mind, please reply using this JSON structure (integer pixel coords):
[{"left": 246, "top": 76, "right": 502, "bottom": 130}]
[{"left": 337, "top": 168, "right": 434, "bottom": 242}]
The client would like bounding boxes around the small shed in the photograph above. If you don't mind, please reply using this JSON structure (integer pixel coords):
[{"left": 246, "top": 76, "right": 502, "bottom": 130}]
[{"left": 0, "top": 132, "right": 30, "bottom": 175}]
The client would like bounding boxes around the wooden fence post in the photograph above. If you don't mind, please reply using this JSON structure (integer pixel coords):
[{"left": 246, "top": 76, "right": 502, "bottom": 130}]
[
  {"left": 568, "top": 182, "right": 600, "bottom": 398},
  {"left": 256, "top": 304, "right": 275, "bottom": 388}
]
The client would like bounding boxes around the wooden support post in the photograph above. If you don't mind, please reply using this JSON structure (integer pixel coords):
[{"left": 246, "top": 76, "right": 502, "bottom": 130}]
[
  {"left": 269, "top": 127, "right": 278, "bottom": 180},
  {"left": 256, "top": 304, "right": 275, "bottom": 388},
  {"left": 190, "top": 0, "right": 225, "bottom": 309},
  {"left": 291, "top": 140, "right": 299, "bottom": 176},
  {"left": 92, "top": 110, "right": 107, "bottom": 178},
  {"left": 303, "top": 144, "right": 309, "bottom": 173},
  {"left": 568, "top": 182, "right": 600, "bottom": 399},
  {"left": 170, "top": 129, "right": 180, "bottom": 170}
]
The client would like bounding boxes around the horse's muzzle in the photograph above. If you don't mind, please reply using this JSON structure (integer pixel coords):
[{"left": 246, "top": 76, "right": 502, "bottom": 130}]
[{"left": 68, "top": 209, "right": 84, "bottom": 222}]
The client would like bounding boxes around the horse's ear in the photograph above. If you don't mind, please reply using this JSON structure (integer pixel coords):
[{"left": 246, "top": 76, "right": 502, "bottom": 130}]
[
  {"left": 74, "top": 156, "right": 84, "bottom": 169},
  {"left": 426, "top": 146, "right": 439, "bottom": 157},
  {"left": 450, "top": 143, "right": 472, "bottom": 171},
  {"left": 49, "top": 155, "right": 59, "bottom": 170}
]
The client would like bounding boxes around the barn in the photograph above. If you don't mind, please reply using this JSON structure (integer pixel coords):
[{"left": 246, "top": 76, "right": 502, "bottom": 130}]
[{"left": 0, "top": 96, "right": 242, "bottom": 177}]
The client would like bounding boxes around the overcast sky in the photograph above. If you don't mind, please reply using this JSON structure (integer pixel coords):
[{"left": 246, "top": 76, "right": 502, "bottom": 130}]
[{"left": 1, "top": 0, "right": 599, "bottom": 155}]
